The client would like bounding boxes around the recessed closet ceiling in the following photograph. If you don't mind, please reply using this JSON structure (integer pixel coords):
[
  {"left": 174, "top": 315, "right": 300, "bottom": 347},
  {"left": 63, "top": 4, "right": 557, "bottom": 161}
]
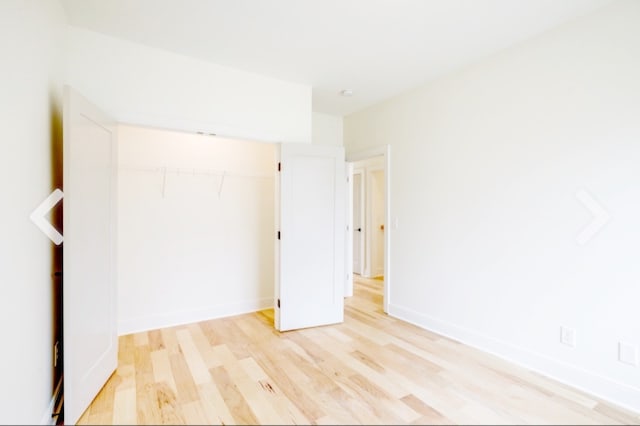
[{"left": 61, "top": 0, "right": 611, "bottom": 116}]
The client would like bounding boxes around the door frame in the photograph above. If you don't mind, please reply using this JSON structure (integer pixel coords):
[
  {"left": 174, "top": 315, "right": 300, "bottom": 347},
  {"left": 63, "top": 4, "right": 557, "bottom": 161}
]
[
  {"left": 352, "top": 168, "right": 365, "bottom": 277},
  {"left": 346, "top": 145, "right": 390, "bottom": 313},
  {"left": 366, "top": 165, "right": 385, "bottom": 278},
  {"left": 345, "top": 165, "right": 364, "bottom": 297}
]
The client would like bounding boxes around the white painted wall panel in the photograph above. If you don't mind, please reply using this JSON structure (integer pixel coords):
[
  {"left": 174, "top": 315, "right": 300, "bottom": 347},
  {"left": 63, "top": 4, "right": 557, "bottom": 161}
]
[
  {"left": 345, "top": 0, "right": 640, "bottom": 413},
  {"left": 117, "top": 125, "right": 275, "bottom": 334},
  {"left": 312, "top": 112, "right": 343, "bottom": 146},
  {"left": 0, "top": 1, "right": 66, "bottom": 423},
  {"left": 66, "top": 27, "right": 311, "bottom": 144}
]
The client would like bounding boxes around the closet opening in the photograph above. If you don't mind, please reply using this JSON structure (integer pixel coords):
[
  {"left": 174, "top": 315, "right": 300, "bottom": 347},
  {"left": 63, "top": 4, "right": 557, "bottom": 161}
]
[{"left": 116, "top": 124, "right": 277, "bottom": 335}]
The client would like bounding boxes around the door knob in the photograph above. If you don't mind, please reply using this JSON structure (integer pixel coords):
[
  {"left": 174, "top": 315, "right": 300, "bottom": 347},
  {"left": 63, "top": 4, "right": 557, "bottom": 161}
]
[{"left": 357, "top": 228, "right": 362, "bottom": 232}]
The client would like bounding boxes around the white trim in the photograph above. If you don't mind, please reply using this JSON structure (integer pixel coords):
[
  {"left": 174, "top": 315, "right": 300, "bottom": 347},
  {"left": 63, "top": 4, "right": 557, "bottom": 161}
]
[
  {"left": 351, "top": 168, "right": 365, "bottom": 278},
  {"left": 347, "top": 146, "right": 388, "bottom": 162},
  {"left": 347, "top": 145, "right": 391, "bottom": 313},
  {"left": 118, "top": 298, "right": 273, "bottom": 335},
  {"left": 40, "top": 389, "right": 58, "bottom": 426},
  {"left": 345, "top": 162, "right": 354, "bottom": 297},
  {"left": 389, "top": 303, "right": 640, "bottom": 415},
  {"left": 41, "top": 363, "right": 63, "bottom": 425}
]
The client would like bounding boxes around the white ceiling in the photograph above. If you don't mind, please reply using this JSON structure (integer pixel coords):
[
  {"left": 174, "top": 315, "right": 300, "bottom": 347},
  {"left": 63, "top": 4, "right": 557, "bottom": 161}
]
[{"left": 61, "top": 0, "right": 610, "bottom": 116}]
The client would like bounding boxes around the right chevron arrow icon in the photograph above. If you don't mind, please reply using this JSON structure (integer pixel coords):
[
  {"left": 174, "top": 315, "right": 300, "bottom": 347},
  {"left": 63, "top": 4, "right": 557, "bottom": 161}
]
[{"left": 575, "top": 189, "right": 610, "bottom": 245}]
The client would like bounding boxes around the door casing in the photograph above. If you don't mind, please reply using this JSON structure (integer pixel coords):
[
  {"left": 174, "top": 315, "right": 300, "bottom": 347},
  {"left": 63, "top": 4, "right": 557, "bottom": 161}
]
[{"left": 346, "top": 145, "right": 391, "bottom": 313}]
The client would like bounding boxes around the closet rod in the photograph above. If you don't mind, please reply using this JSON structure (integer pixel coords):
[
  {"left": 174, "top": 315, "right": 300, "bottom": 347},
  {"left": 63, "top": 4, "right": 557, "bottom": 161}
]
[{"left": 118, "top": 165, "right": 274, "bottom": 179}]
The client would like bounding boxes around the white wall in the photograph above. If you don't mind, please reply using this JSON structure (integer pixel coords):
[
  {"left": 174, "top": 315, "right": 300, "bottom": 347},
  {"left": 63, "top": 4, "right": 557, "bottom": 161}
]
[
  {"left": 345, "top": 0, "right": 640, "bottom": 413},
  {"left": 312, "top": 112, "right": 343, "bottom": 146},
  {"left": 0, "top": 0, "right": 66, "bottom": 423},
  {"left": 65, "top": 27, "right": 311, "bottom": 144},
  {"left": 117, "top": 125, "right": 275, "bottom": 334}
]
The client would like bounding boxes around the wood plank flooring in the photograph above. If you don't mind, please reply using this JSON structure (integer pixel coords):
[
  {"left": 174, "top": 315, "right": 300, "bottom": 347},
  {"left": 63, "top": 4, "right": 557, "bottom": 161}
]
[{"left": 76, "top": 276, "right": 640, "bottom": 425}]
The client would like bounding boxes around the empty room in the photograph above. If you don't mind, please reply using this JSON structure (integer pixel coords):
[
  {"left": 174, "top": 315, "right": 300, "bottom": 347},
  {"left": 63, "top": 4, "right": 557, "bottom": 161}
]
[{"left": 2, "top": 0, "right": 640, "bottom": 424}]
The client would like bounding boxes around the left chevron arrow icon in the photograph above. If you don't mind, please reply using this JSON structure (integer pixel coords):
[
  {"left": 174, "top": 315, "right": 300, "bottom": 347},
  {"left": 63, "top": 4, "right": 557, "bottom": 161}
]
[{"left": 30, "top": 189, "right": 64, "bottom": 245}]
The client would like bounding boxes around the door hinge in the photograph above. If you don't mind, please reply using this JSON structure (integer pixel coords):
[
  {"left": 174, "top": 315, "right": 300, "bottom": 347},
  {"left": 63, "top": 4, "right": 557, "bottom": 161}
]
[
  {"left": 278, "top": 162, "right": 281, "bottom": 172},
  {"left": 277, "top": 298, "right": 280, "bottom": 308},
  {"left": 277, "top": 231, "right": 281, "bottom": 240}
]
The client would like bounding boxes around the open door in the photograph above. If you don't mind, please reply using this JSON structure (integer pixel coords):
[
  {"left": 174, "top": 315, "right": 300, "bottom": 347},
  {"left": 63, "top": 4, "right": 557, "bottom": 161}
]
[
  {"left": 275, "top": 144, "right": 345, "bottom": 331},
  {"left": 63, "top": 86, "right": 118, "bottom": 424},
  {"left": 352, "top": 170, "right": 365, "bottom": 276}
]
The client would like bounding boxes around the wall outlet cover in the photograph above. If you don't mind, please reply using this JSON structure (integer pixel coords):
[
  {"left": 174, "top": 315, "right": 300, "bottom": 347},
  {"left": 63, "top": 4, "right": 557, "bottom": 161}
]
[
  {"left": 560, "top": 326, "right": 576, "bottom": 347},
  {"left": 618, "top": 341, "right": 638, "bottom": 366}
]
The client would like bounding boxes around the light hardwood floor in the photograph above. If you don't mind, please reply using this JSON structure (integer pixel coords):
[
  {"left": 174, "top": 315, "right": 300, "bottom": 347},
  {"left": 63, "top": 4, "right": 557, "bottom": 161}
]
[{"left": 77, "top": 276, "right": 640, "bottom": 425}]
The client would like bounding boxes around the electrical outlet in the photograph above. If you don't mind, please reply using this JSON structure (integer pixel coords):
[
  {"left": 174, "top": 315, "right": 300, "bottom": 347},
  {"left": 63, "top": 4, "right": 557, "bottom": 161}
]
[
  {"left": 619, "top": 341, "right": 638, "bottom": 366},
  {"left": 560, "top": 326, "right": 576, "bottom": 347}
]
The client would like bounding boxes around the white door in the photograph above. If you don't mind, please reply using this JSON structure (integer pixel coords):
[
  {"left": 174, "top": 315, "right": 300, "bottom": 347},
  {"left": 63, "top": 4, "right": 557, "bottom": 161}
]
[
  {"left": 370, "top": 169, "right": 385, "bottom": 277},
  {"left": 352, "top": 171, "right": 364, "bottom": 275},
  {"left": 63, "top": 86, "right": 118, "bottom": 424},
  {"left": 275, "top": 143, "right": 345, "bottom": 331}
]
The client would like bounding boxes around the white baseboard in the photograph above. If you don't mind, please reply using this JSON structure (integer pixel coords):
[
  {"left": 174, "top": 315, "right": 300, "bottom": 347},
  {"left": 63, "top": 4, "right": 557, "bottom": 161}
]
[
  {"left": 40, "top": 395, "right": 56, "bottom": 425},
  {"left": 118, "top": 297, "right": 273, "bottom": 335},
  {"left": 41, "top": 376, "right": 63, "bottom": 425},
  {"left": 388, "top": 303, "right": 640, "bottom": 415}
]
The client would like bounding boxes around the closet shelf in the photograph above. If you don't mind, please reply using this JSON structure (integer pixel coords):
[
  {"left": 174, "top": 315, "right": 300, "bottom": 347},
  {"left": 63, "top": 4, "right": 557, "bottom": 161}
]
[{"left": 118, "top": 165, "right": 274, "bottom": 179}]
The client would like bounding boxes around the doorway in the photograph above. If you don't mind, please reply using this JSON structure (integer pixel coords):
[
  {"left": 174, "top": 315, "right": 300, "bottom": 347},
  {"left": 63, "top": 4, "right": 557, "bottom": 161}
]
[
  {"left": 352, "top": 170, "right": 364, "bottom": 276},
  {"left": 346, "top": 146, "right": 390, "bottom": 313}
]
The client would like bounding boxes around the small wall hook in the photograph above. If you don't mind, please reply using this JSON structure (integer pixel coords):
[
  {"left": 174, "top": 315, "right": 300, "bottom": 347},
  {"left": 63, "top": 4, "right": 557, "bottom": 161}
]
[
  {"left": 218, "top": 171, "right": 226, "bottom": 199},
  {"left": 161, "top": 166, "right": 167, "bottom": 198}
]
